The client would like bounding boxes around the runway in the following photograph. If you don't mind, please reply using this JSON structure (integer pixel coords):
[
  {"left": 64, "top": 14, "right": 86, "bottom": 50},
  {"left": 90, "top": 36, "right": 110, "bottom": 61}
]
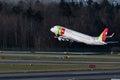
[
  {"left": 0, "top": 52, "right": 120, "bottom": 80},
  {"left": 0, "top": 52, "right": 120, "bottom": 65},
  {"left": 0, "top": 60, "right": 120, "bottom": 65},
  {"left": 0, "top": 70, "right": 120, "bottom": 80},
  {"left": 0, "top": 53, "right": 120, "bottom": 59}
]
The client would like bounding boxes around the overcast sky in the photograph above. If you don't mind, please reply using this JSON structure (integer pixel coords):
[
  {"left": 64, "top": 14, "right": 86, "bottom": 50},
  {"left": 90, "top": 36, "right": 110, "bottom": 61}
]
[{"left": 0, "top": 0, "right": 119, "bottom": 4}]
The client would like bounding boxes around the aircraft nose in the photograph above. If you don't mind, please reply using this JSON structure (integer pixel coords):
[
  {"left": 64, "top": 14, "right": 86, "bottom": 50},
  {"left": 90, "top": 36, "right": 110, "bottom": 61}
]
[{"left": 50, "top": 28, "right": 54, "bottom": 32}]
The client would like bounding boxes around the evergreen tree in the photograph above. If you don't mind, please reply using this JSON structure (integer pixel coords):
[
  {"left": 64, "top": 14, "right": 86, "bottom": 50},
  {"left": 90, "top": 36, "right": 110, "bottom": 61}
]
[
  {"left": 34, "top": 11, "right": 43, "bottom": 22},
  {"left": 0, "top": 1, "right": 3, "bottom": 12},
  {"left": 12, "top": 6, "right": 22, "bottom": 15}
]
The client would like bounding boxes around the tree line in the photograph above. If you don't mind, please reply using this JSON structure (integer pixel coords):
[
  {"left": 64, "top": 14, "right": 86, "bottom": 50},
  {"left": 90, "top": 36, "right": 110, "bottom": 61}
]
[{"left": 0, "top": 0, "right": 120, "bottom": 52}]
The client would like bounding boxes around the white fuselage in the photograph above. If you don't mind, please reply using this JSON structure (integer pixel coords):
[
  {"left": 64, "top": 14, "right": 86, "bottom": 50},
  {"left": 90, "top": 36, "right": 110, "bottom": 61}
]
[
  {"left": 50, "top": 26, "right": 106, "bottom": 45},
  {"left": 63, "top": 28, "right": 105, "bottom": 45}
]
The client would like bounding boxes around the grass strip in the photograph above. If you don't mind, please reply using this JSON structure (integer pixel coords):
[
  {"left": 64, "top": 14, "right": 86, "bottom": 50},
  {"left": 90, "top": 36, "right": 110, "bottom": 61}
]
[
  {"left": 1, "top": 51, "right": 120, "bottom": 55},
  {"left": 0, "top": 64, "right": 120, "bottom": 73},
  {"left": 0, "top": 56, "right": 120, "bottom": 62}
]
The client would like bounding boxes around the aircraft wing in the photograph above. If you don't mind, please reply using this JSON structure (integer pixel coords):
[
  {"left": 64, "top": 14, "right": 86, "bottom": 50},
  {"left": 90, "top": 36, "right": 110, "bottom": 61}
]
[{"left": 107, "top": 33, "right": 115, "bottom": 38}]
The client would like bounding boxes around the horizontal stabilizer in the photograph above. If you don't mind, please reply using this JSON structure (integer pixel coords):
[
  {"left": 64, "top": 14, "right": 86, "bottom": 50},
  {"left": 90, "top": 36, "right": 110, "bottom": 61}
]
[{"left": 106, "top": 41, "right": 119, "bottom": 44}]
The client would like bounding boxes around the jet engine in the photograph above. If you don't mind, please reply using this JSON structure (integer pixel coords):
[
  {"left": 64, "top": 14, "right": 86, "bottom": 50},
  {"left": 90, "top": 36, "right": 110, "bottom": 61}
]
[{"left": 58, "top": 36, "right": 69, "bottom": 41}]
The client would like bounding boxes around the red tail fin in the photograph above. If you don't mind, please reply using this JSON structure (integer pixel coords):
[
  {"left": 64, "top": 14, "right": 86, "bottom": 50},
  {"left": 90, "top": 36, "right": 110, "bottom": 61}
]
[{"left": 99, "top": 28, "right": 108, "bottom": 42}]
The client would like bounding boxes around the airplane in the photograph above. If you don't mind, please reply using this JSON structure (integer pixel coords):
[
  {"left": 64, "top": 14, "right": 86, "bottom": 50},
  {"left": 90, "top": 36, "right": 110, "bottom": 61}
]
[{"left": 50, "top": 25, "right": 117, "bottom": 45}]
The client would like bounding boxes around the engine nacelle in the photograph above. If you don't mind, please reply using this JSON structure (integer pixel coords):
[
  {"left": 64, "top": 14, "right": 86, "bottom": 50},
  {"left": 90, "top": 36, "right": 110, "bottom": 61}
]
[
  {"left": 58, "top": 36, "right": 69, "bottom": 41},
  {"left": 58, "top": 36, "right": 64, "bottom": 41}
]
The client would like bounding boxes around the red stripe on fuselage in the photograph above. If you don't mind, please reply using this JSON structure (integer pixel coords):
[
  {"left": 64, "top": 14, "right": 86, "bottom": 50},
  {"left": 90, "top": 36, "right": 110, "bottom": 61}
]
[{"left": 61, "top": 28, "right": 65, "bottom": 35}]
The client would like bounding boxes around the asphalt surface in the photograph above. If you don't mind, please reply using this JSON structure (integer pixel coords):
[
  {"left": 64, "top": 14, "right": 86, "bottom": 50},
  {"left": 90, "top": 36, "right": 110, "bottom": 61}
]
[
  {"left": 0, "top": 52, "right": 120, "bottom": 80},
  {"left": 0, "top": 70, "right": 120, "bottom": 80},
  {"left": 0, "top": 53, "right": 120, "bottom": 59},
  {"left": 0, "top": 60, "right": 120, "bottom": 65}
]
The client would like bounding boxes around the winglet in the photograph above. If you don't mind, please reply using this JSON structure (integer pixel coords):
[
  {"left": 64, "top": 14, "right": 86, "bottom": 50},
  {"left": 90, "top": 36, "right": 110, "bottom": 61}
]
[
  {"left": 107, "top": 33, "right": 115, "bottom": 38},
  {"left": 98, "top": 28, "right": 108, "bottom": 42}
]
